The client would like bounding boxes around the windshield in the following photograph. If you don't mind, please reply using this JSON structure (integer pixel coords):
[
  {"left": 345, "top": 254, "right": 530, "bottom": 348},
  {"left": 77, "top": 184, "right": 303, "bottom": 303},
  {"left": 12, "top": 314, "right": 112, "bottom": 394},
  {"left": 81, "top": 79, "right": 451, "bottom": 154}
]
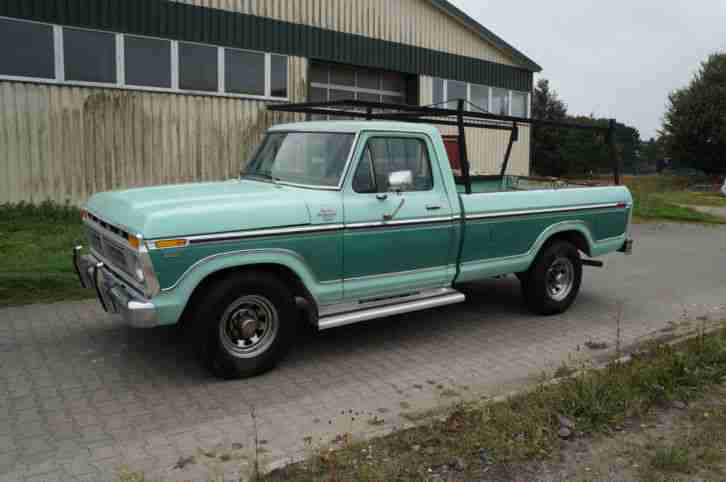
[{"left": 243, "top": 132, "right": 356, "bottom": 187}]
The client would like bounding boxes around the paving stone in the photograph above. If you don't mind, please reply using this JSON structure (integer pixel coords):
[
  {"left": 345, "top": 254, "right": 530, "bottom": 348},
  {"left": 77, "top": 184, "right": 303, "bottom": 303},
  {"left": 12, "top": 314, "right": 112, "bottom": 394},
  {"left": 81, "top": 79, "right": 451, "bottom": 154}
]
[{"left": 1, "top": 224, "right": 726, "bottom": 479}]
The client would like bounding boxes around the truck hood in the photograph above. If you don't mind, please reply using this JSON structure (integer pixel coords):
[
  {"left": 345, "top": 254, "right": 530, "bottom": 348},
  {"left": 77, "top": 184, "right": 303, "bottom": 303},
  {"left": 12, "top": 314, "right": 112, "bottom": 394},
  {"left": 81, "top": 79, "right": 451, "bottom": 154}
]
[{"left": 85, "top": 180, "right": 312, "bottom": 239}]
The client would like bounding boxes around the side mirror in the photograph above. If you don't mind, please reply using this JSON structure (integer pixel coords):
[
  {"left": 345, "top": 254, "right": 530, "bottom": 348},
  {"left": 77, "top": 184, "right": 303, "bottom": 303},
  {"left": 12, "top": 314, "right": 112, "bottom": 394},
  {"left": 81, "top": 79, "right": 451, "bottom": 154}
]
[{"left": 388, "top": 170, "right": 413, "bottom": 193}]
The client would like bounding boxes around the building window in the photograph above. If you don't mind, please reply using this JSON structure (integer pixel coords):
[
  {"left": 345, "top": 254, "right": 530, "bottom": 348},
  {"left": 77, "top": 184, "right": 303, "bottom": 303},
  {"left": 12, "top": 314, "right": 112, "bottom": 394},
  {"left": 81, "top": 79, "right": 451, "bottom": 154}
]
[
  {"left": 433, "top": 78, "right": 445, "bottom": 105},
  {"left": 431, "top": 77, "right": 529, "bottom": 117},
  {"left": 511, "top": 91, "right": 528, "bottom": 117},
  {"left": 64, "top": 27, "right": 116, "bottom": 83},
  {"left": 225, "top": 49, "right": 265, "bottom": 96},
  {"left": 470, "top": 84, "right": 489, "bottom": 112},
  {"left": 331, "top": 64, "right": 356, "bottom": 87},
  {"left": 179, "top": 42, "right": 218, "bottom": 92},
  {"left": 358, "top": 69, "right": 379, "bottom": 90},
  {"left": 491, "top": 88, "right": 510, "bottom": 116},
  {"left": 270, "top": 54, "right": 288, "bottom": 98},
  {"left": 125, "top": 36, "right": 171, "bottom": 88},
  {"left": 446, "top": 80, "right": 467, "bottom": 107},
  {"left": 0, "top": 18, "right": 55, "bottom": 79}
]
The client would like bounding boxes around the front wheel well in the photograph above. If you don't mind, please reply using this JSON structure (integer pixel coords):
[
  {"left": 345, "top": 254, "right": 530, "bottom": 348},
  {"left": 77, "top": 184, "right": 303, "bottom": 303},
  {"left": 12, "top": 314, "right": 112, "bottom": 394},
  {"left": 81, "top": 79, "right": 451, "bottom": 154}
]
[{"left": 178, "top": 264, "right": 316, "bottom": 329}]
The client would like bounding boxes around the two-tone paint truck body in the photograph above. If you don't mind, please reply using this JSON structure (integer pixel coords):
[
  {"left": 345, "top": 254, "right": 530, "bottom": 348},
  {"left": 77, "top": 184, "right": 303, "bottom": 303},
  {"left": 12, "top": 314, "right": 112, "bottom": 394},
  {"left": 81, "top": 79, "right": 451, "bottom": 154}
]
[{"left": 74, "top": 121, "right": 633, "bottom": 378}]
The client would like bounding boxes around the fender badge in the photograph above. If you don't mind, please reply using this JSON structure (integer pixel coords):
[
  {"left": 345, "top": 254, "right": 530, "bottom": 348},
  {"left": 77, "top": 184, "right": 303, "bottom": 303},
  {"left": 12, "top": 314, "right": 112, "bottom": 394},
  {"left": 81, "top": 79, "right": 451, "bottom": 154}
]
[{"left": 318, "top": 208, "right": 337, "bottom": 221}]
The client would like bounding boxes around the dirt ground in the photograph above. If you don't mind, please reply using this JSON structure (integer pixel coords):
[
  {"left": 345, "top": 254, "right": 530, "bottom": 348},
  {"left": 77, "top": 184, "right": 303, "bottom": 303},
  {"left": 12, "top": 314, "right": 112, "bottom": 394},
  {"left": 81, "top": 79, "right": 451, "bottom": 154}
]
[{"left": 425, "top": 383, "right": 726, "bottom": 482}]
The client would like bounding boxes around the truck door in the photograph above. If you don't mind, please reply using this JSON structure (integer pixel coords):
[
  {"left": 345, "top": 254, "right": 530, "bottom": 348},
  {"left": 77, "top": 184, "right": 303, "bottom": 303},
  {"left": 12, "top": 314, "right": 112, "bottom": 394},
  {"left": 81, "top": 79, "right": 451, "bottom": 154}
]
[{"left": 342, "top": 133, "right": 455, "bottom": 301}]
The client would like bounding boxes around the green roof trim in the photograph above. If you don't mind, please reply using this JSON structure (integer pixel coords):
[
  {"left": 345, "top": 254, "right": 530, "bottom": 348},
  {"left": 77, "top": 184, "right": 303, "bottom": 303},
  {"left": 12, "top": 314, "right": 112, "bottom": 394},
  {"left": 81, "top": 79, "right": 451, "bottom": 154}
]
[
  {"left": 0, "top": 0, "right": 535, "bottom": 91},
  {"left": 428, "top": 0, "right": 542, "bottom": 72}
]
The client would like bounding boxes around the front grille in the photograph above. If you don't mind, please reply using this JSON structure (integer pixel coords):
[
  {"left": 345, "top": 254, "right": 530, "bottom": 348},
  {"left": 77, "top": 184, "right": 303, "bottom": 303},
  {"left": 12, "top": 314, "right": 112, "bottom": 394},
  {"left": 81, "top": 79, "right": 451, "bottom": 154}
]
[{"left": 86, "top": 226, "right": 132, "bottom": 277}]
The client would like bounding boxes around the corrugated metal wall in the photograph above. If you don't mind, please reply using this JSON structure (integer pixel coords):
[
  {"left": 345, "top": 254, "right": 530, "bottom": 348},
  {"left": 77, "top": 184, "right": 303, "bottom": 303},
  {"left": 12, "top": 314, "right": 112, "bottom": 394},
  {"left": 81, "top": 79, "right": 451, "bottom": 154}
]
[
  {"left": 1, "top": 1, "right": 534, "bottom": 203},
  {"left": 419, "top": 76, "right": 530, "bottom": 176},
  {"left": 178, "top": 0, "right": 517, "bottom": 67},
  {"left": 0, "top": 56, "right": 307, "bottom": 205}
]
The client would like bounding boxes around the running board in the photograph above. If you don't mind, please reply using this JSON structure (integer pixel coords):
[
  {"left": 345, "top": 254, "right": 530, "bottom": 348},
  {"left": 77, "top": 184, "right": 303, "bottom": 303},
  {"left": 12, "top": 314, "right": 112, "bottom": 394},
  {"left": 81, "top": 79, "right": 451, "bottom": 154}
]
[{"left": 317, "top": 291, "right": 466, "bottom": 331}]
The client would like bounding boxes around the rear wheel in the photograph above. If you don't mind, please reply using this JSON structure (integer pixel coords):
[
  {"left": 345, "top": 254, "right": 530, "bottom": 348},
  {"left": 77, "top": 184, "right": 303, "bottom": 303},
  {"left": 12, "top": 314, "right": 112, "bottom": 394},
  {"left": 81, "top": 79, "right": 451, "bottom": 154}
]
[
  {"left": 195, "top": 271, "right": 296, "bottom": 379},
  {"left": 521, "top": 241, "right": 582, "bottom": 315}
]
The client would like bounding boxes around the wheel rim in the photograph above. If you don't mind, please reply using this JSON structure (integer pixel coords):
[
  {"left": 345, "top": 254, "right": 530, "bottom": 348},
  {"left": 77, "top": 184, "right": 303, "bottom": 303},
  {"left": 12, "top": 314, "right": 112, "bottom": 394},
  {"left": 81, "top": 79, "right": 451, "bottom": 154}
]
[
  {"left": 545, "top": 256, "right": 575, "bottom": 302},
  {"left": 219, "top": 295, "right": 279, "bottom": 359}
]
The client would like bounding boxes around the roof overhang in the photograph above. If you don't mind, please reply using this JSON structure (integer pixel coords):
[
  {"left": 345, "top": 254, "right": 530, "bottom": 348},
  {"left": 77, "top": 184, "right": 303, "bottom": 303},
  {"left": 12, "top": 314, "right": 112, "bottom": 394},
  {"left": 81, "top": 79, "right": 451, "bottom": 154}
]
[{"left": 426, "top": 0, "right": 542, "bottom": 72}]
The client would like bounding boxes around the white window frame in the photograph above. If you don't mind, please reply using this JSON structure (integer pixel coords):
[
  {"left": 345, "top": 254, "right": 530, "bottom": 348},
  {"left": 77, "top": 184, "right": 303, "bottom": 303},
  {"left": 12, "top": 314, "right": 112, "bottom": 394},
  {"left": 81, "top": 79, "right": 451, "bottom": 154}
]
[
  {"left": 221, "top": 46, "right": 271, "bottom": 98},
  {"left": 58, "top": 24, "right": 120, "bottom": 87},
  {"left": 53, "top": 25, "right": 64, "bottom": 81},
  {"left": 434, "top": 77, "right": 530, "bottom": 118},
  {"left": 0, "top": 16, "right": 59, "bottom": 82},
  {"left": 0, "top": 15, "right": 289, "bottom": 102}
]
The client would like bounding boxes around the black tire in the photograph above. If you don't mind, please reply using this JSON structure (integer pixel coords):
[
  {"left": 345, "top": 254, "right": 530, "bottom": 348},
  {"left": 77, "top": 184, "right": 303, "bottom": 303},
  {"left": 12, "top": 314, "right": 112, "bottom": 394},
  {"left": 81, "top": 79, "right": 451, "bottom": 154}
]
[
  {"left": 520, "top": 240, "right": 582, "bottom": 316},
  {"left": 195, "top": 271, "right": 296, "bottom": 379}
]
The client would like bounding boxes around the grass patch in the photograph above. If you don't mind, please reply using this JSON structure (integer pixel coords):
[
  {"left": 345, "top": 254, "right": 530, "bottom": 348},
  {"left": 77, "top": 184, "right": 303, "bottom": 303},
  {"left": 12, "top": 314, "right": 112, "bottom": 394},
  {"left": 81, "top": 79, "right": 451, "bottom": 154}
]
[
  {"left": 651, "top": 445, "right": 691, "bottom": 472},
  {"left": 624, "top": 175, "right": 726, "bottom": 224},
  {"left": 265, "top": 328, "right": 726, "bottom": 481},
  {"left": 0, "top": 201, "right": 91, "bottom": 308}
]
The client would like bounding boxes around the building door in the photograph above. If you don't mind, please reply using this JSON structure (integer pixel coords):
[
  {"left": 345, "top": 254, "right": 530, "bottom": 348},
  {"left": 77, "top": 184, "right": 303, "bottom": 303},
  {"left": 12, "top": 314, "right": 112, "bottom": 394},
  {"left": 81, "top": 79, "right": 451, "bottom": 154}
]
[
  {"left": 442, "top": 135, "right": 462, "bottom": 176},
  {"left": 308, "top": 61, "right": 409, "bottom": 108}
]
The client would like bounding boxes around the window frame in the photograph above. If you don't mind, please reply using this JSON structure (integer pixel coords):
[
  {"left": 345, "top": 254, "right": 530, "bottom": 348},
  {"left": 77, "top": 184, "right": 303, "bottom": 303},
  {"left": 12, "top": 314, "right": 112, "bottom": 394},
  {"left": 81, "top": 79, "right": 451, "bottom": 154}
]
[
  {"left": 177, "top": 40, "right": 220, "bottom": 93},
  {"left": 222, "top": 46, "right": 267, "bottom": 97},
  {"left": 351, "top": 135, "right": 436, "bottom": 194},
  {"left": 0, "top": 16, "right": 56, "bottom": 80},
  {"left": 434, "top": 77, "right": 531, "bottom": 118},
  {"left": 122, "top": 34, "right": 173, "bottom": 89},
  {"left": 0, "top": 16, "right": 289, "bottom": 102},
  {"left": 62, "top": 25, "right": 119, "bottom": 85}
]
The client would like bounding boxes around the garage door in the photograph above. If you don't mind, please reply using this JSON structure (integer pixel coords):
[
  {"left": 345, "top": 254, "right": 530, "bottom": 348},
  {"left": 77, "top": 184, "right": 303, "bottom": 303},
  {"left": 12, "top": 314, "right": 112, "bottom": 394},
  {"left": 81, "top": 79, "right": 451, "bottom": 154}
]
[{"left": 309, "top": 61, "right": 408, "bottom": 105}]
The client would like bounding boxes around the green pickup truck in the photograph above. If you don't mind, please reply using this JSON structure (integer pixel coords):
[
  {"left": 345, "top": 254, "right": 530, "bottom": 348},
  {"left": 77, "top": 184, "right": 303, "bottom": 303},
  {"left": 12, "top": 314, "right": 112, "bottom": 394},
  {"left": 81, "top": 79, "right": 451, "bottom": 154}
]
[{"left": 74, "top": 120, "right": 633, "bottom": 378}]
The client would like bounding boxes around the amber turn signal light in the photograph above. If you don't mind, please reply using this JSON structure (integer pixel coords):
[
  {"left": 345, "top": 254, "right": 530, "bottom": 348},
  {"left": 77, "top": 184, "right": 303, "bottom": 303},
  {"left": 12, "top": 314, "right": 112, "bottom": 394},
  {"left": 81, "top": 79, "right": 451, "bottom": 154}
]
[{"left": 154, "top": 239, "right": 187, "bottom": 250}]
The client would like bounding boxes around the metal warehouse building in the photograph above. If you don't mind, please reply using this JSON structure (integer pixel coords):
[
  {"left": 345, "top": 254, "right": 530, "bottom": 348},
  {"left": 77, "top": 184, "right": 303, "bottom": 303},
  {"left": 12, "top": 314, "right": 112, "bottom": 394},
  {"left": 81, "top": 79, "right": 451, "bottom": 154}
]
[{"left": 0, "top": 0, "right": 541, "bottom": 204}]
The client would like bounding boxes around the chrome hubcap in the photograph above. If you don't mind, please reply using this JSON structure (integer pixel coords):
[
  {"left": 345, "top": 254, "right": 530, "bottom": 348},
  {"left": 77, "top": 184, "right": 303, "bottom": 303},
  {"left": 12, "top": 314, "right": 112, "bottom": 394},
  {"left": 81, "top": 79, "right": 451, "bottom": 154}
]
[
  {"left": 219, "top": 295, "right": 278, "bottom": 358},
  {"left": 546, "top": 257, "right": 574, "bottom": 302}
]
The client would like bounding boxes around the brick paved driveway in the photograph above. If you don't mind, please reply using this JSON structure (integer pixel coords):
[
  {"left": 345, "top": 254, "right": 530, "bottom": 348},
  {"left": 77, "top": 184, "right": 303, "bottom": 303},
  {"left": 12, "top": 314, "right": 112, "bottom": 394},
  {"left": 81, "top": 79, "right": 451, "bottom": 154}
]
[{"left": 1, "top": 222, "right": 726, "bottom": 482}]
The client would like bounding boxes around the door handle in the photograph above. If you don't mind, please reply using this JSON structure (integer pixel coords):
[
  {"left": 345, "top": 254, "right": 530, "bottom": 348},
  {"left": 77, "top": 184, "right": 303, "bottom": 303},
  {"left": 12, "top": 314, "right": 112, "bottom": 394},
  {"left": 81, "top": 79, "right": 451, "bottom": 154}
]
[
  {"left": 376, "top": 193, "right": 388, "bottom": 201},
  {"left": 426, "top": 204, "right": 442, "bottom": 211},
  {"left": 383, "top": 197, "right": 406, "bottom": 221}
]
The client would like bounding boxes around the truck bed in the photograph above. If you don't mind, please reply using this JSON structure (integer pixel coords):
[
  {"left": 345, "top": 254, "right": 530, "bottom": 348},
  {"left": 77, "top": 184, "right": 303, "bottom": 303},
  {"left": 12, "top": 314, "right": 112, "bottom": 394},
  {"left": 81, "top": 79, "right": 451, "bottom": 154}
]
[{"left": 454, "top": 184, "right": 632, "bottom": 283}]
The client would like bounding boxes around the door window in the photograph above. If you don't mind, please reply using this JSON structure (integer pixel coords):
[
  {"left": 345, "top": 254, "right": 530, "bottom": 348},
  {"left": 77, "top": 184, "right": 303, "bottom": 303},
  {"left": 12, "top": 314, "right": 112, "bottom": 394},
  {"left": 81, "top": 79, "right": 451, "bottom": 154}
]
[{"left": 352, "top": 138, "right": 434, "bottom": 193}]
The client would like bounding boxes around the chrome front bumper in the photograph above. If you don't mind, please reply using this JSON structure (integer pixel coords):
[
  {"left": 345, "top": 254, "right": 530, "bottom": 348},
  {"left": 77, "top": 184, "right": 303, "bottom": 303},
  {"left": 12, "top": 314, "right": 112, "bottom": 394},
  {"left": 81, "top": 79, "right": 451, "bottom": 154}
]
[{"left": 73, "top": 247, "right": 159, "bottom": 328}]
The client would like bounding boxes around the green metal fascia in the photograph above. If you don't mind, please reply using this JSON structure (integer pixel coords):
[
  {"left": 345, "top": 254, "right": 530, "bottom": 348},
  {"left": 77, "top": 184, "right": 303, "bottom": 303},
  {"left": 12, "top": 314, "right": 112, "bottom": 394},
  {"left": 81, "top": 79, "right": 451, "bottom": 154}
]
[{"left": 0, "top": 0, "right": 534, "bottom": 91}]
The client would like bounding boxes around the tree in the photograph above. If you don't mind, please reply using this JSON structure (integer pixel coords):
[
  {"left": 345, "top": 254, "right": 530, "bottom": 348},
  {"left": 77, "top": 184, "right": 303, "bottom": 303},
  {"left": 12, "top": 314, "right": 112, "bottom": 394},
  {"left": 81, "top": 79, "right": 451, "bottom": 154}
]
[
  {"left": 640, "top": 137, "right": 662, "bottom": 162},
  {"left": 532, "top": 78, "right": 568, "bottom": 176},
  {"left": 661, "top": 52, "right": 726, "bottom": 175}
]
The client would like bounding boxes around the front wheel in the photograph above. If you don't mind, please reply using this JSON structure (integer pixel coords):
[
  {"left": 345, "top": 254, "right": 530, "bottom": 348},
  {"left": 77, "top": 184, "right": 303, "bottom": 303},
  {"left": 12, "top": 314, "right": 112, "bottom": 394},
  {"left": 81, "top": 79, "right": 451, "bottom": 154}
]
[
  {"left": 195, "top": 271, "right": 296, "bottom": 379},
  {"left": 521, "top": 241, "right": 582, "bottom": 316}
]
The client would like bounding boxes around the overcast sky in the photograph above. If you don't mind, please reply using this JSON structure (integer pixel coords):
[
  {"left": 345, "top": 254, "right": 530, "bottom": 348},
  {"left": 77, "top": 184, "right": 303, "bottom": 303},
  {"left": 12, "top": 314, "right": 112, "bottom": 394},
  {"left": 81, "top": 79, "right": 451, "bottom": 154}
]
[{"left": 450, "top": 0, "right": 726, "bottom": 139}]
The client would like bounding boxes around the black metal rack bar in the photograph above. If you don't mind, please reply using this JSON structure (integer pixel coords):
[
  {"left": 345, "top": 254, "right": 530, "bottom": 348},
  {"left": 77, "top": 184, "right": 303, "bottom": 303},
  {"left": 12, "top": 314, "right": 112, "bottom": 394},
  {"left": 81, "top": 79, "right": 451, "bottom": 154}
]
[{"left": 267, "top": 99, "right": 619, "bottom": 190}]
